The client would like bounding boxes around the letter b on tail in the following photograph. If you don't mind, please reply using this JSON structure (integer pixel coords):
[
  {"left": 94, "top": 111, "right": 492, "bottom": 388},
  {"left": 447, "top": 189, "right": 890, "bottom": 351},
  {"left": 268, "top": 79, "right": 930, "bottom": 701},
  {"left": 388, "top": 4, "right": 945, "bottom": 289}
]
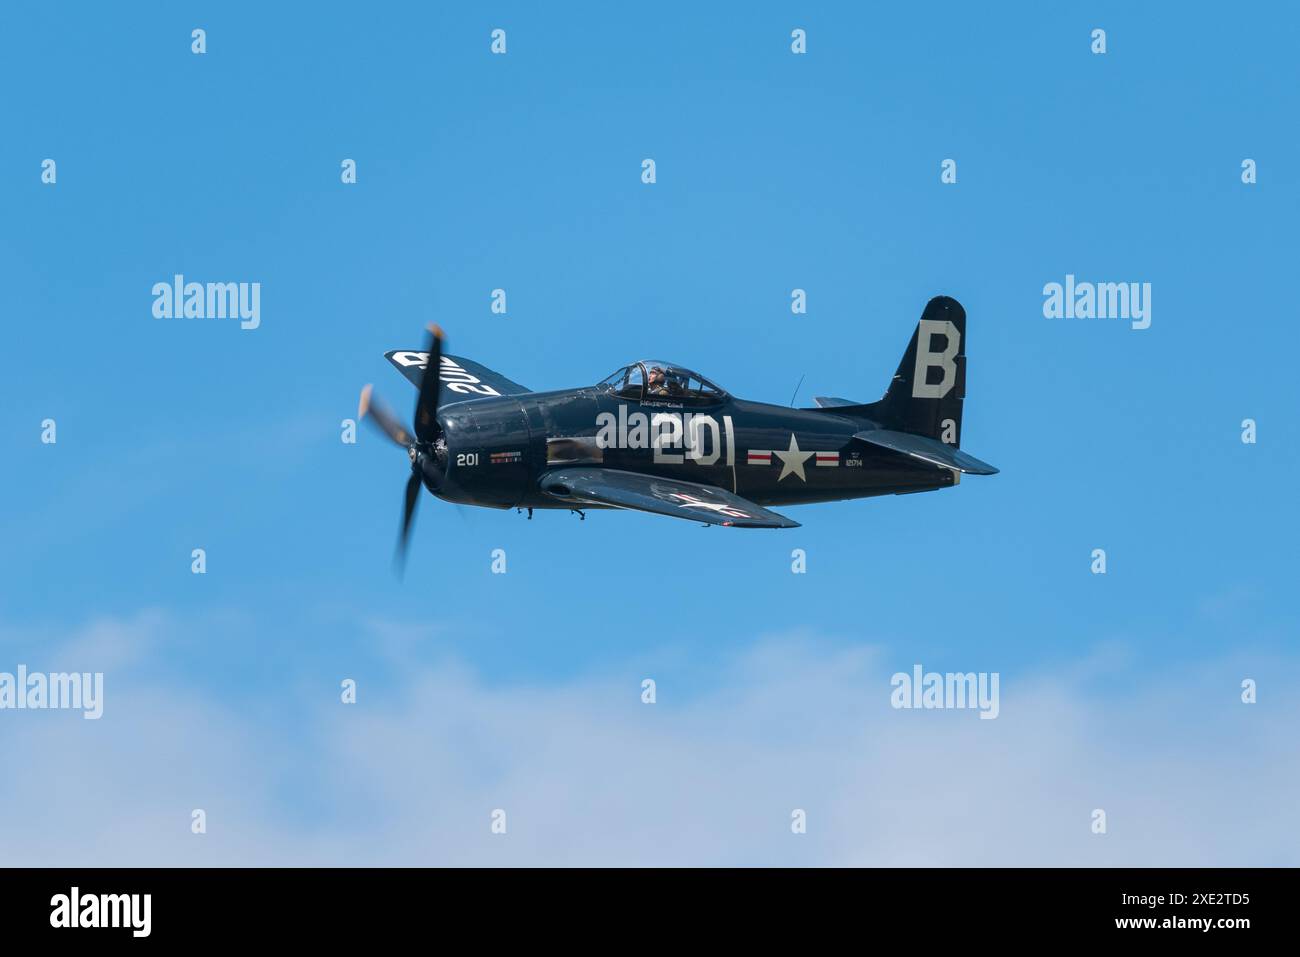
[{"left": 911, "top": 318, "right": 960, "bottom": 399}]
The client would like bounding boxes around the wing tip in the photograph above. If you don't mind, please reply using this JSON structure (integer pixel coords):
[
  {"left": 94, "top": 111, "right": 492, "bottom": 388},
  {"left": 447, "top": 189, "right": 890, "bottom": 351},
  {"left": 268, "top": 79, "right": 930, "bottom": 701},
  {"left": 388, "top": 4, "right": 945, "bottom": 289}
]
[{"left": 954, "top": 452, "right": 999, "bottom": 475}]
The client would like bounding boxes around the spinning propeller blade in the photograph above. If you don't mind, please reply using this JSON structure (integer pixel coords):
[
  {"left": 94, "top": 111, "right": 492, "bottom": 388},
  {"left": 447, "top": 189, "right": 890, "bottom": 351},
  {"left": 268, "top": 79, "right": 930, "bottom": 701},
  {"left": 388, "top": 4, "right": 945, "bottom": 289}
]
[
  {"left": 360, "top": 325, "right": 450, "bottom": 575},
  {"left": 357, "top": 384, "right": 413, "bottom": 447},
  {"left": 414, "top": 324, "right": 443, "bottom": 443},
  {"left": 396, "top": 470, "right": 422, "bottom": 571}
]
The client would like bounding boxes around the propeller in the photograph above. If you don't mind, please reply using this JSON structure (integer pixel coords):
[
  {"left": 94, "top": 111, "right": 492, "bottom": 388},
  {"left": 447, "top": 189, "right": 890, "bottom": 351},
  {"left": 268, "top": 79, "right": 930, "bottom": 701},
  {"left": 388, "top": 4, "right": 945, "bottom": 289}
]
[
  {"left": 357, "top": 385, "right": 412, "bottom": 448},
  {"left": 358, "top": 324, "right": 446, "bottom": 571}
]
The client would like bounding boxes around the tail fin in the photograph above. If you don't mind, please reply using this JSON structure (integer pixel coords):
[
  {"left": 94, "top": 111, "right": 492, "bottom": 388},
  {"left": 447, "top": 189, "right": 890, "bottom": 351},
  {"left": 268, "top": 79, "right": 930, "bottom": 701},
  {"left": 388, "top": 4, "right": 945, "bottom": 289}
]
[{"left": 860, "top": 296, "right": 967, "bottom": 445}]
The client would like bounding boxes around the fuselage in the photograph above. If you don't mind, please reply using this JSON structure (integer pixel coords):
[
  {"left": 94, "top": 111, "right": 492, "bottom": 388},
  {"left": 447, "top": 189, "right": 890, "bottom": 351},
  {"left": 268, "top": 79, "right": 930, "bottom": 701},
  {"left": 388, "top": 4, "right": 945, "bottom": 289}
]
[{"left": 432, "top": 386, "right": 955, "bottom": 511}]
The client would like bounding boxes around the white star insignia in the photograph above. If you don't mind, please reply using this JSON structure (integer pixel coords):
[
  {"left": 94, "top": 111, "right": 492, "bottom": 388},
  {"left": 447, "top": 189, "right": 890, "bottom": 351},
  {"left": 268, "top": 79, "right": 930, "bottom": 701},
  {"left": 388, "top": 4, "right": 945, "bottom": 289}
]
[{"left": 773, "top": 433, "right": 813, "bottom": 482}]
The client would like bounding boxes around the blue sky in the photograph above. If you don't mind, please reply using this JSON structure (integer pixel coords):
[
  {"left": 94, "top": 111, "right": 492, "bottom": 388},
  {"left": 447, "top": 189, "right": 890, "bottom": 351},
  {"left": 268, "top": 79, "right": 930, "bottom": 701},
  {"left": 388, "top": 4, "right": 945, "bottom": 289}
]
[{"left": 1, "top": 2, "right": 1296, "bottom": 865}]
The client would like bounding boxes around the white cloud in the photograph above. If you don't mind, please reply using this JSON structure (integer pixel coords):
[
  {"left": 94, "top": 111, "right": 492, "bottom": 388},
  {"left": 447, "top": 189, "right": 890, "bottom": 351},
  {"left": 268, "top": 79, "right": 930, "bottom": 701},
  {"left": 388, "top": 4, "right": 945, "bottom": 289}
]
[{"left": 0, "top": 617, "right": 1294, "bottom": 866}]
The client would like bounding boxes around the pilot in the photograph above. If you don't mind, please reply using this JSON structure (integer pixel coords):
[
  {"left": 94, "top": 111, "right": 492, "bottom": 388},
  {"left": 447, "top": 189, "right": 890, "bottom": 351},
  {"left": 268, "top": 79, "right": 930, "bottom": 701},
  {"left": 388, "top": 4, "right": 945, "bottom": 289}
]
[{"left": 647, "top": 365, "right": 669, "bottom": 396}]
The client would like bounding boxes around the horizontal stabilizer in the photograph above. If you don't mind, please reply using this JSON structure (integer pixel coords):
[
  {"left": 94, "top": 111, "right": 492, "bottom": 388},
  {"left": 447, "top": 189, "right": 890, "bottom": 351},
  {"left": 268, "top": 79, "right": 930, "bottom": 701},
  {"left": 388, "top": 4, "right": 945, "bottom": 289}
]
[
  {"left": 813, "top": 396, "right": 861, "bottom": 408},
  {"left": 853, "top": 429, "right": 999, "bottom": 475},
  {"left": 540, "top": 468, "right": 800, "bottom": 528}
]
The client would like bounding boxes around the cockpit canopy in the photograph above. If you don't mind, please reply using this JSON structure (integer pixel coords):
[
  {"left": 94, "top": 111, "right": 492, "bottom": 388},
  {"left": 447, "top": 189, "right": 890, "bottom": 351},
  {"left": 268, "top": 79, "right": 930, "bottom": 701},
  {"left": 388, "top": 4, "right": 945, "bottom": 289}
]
[{"left": 597, "top": 361, "right": 727, "bottom": 404}]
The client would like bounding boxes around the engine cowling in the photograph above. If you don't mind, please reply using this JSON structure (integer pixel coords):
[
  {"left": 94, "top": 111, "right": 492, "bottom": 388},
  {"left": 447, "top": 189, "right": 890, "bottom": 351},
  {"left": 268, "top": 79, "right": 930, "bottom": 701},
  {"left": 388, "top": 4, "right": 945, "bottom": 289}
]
[{"left": 435, "top": 398, "right": 533, "bottom": 507}]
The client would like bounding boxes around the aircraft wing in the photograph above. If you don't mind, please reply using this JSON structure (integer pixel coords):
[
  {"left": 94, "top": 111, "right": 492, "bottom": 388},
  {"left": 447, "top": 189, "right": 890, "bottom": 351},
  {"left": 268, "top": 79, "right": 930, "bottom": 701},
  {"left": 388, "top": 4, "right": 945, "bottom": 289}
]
[
  {"left": 539, "top": 468, "right": 800, "bottom": 528},
  {"left": 853, "top": 429, "right": 999, "bottom": 475},
  {"left": 385, "top": 351, "right": 531, "bottom": 404}
]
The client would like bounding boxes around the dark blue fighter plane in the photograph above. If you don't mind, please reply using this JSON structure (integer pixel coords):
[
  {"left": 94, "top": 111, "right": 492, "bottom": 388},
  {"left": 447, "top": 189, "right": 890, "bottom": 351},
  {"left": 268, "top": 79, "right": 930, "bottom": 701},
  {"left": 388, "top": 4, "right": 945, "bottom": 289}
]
[{"left": 359, "top": 296, "right": 998, "bottom": 560}]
